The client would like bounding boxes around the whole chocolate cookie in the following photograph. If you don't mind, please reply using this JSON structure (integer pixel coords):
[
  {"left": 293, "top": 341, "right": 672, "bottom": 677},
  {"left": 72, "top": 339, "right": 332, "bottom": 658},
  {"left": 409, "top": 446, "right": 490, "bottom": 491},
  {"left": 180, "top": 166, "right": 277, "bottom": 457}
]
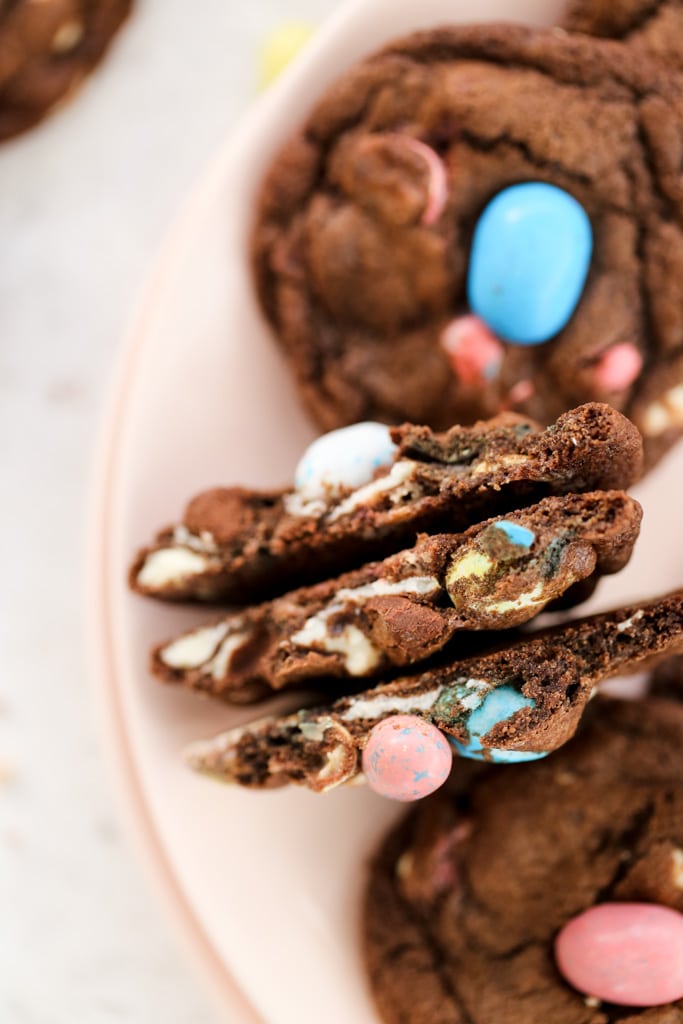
[
  {"left": 364, "top": 695, "right": 683, "bottom": 1023},
  {"left": 253, "top": 0, "right": 683, "bottom": 470},
  {"left": 0, "top": 0, "right": 132, "bottom": 142}
]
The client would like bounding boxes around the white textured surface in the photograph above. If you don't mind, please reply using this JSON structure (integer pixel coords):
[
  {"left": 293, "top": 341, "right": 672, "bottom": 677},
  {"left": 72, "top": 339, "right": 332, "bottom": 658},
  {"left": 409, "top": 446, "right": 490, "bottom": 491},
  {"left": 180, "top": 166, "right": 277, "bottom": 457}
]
[{"left": 0, "top": 2, "right": 334, "bottom": 1021}]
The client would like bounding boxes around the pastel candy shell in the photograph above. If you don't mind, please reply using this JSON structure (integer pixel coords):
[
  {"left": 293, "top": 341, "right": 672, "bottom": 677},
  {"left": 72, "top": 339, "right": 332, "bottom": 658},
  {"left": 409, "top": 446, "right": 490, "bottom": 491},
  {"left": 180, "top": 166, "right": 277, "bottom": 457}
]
[
  {"left": 468, "top": 182, "right": 592, "bottom": 345},
  {"left": 362, "top": 714, "right": 453, "bottom": 802},
  {"left": 450, "top": 686, "right": 547, "bottom": 763},
  {"left": 440, "top": 315, "right": 504, "bottom": 386},
  {"left": 400, "top": 137, "right": 448, "bottom": 226},
  {"left": 593, "top": 343, "right": 643, "bottom": 393},
  {"left": 294, "top": 421, "right": 397, "bottom": 497},
  {"left": 555, "top": 902, "right": 683, "bottom": 1006}
]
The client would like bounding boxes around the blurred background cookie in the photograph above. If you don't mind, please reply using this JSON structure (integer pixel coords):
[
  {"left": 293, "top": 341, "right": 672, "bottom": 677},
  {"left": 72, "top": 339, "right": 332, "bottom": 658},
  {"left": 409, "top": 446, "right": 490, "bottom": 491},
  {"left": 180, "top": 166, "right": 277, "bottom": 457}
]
[{"left": 0, "top": 0, "right": 132, "bottom": 141}]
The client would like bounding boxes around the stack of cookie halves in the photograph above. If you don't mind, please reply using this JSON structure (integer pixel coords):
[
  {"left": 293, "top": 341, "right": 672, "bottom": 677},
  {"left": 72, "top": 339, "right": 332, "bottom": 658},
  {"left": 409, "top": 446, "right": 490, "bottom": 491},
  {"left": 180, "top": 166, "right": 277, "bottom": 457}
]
[
  {"left": 131, "top": 0, "right": 683, "bottom": 1011},
  {"left": 131, "top": 403, "right": 683, "bottom": 1018}
]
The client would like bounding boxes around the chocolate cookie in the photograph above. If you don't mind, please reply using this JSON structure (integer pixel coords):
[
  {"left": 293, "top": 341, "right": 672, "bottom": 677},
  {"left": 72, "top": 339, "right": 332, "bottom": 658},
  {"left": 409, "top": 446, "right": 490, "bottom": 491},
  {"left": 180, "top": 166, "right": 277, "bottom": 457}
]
[
  {"left": 0, "top": 0, "right": 132, "bottom": 142},
  {"left": 130, "top": 404, "right": 642, "bottom": 603},
  {"left": 183, "top": 589, "right": 683, "bottom": 792},
  {"left": 252, "top": 0, "right": 683, "bottom": 470},
  {"left": 153, "top": 491, "right": 641, "bottom": 703},
  {"left": 364, "top": 693, "right": 683, "bottom": 1023}
]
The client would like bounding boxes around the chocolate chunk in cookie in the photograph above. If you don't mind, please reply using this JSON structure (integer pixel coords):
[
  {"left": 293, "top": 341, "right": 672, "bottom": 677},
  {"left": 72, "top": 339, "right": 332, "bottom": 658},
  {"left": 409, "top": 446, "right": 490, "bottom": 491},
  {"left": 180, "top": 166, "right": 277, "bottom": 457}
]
[
  {"left": 153, "top": 491, "right": 641, "bottom": 702},
  {"left": 183, "top": 589, "right": 683, "bottom": 792},
  {"left": 364, "top": 691, "right": 683, "bottom": 1022},
  {"left": 253, "top": 4, "right": 683, "bottom": 469},
  {"left": 130, "top": 404, "right": 642, "bottom": 603}
]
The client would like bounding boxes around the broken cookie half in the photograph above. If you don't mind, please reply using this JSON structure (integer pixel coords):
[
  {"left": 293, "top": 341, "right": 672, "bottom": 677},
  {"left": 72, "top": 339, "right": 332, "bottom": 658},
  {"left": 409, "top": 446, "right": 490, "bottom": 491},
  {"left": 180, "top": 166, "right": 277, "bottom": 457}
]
[
  {"left": 130, "top": 404, "right": 642, "bottom": 603},
  {"left": 183, "top": 590, "right": 683, "bottom": 793},
  {"left": 153, "top": 490, "right": 641, "bottom": 703}
]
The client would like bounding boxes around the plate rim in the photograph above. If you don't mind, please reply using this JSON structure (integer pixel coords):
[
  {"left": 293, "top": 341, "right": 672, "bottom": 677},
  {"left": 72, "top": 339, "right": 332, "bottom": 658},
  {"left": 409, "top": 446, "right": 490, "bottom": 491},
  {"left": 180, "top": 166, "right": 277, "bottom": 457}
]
[{"left": 85, "top": 159, "right": 268, "bottom": 1023}]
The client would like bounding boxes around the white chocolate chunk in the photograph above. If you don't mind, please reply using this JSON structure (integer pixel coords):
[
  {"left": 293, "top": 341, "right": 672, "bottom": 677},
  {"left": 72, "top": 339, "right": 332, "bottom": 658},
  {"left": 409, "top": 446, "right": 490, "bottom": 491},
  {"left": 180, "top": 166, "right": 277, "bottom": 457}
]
[
  {"left": 137, "top": 547, "right": 211, "bottom": 588},
  {"left": 642, "top": 384, "right": 683, "bottom": 436},
  {"left": 342, "top": 688, "right": 442, "bottom": 722},
  {"left": 672, "top": 848, "right": 683, "bottom": 889},
  {"left": 486, "top": 582, "right": 546, "bottom": 615},
  {"left": 205, "top": 631, "right": 252, "bottom": 680},
  {"left": 173, "top": 524, "right": 219, "bottom": 553},
  {"left": 317, "top": 744, "right": 351, "bottom": 782},
  {"left": 291, "top": 619, "right": 381, "bottom": 675},
  {"left": 160, "top": 623, "right": 229, "bottom": 669},
  {"left": 616, "top": 610, "right": 644, "bottom": 633},
  {"left": 51, "top": 19, "right": 84, "bottom": 52},
  {"left": 289, "top": 575, "right": 440, "bottom": 674},
  {"left": 328, "top": 460, "right": 418, "bottom": 522},
  {"left": 471, "top": 453, "right": 531, "bottom": 476}
]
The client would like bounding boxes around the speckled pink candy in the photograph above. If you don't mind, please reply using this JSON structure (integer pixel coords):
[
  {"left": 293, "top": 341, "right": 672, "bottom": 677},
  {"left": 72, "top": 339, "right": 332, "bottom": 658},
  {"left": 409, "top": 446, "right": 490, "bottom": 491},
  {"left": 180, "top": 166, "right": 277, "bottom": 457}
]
[
  {"left": 400, "top": 137, "right": 448, "bottom": 226},
  {"left": 555, "top": 903, "right": 683, "bottom": 1006},
  {"left": 362, "top": 714, "right": 453, "bottom": 802},
  {"left": 593, "top": 342, "right": 643, "bottom": 393},
  {"left": 440, "top": 314, "right": 504, "bottom": 387}
]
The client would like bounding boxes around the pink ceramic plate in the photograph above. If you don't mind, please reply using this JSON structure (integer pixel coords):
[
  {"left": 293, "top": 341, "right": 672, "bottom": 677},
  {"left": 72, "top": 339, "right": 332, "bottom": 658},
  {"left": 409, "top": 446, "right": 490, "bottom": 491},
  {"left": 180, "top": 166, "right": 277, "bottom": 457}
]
[{"left": 87, "top": 0, "right": 683, "bottom": 1019}]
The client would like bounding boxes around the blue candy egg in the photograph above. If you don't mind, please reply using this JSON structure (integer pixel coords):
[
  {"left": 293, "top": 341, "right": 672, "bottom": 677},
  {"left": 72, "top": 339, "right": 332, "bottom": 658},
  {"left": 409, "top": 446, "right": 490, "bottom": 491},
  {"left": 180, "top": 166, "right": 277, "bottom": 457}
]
[
  {"left": 468, "top": 182, "right": 593, "bottom": 346},
  {"left": 451, "top": 685, "right": 548, "bottom": 763},
  {"left": 493, "top": 520, "right": 535, "bottom": 549}
]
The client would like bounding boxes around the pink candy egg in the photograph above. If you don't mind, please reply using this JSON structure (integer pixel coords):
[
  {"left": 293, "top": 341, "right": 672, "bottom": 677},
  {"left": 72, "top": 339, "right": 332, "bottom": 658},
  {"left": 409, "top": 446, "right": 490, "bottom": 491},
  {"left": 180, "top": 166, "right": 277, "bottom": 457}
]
[
  {"left": 362, "top": 714, "right": 453, "bottom": 802},
  {"left": 593, "top": 342, "right": 643, "bottom": 392},
  {"left": 555, "top": 902, "right": 683, "bottom": 1006},
  {"left": 400, "top": 137, "right": 448, "bottom": 226},
  {"left": 440, "top": 315, "right": 504, "bottom": 387}
]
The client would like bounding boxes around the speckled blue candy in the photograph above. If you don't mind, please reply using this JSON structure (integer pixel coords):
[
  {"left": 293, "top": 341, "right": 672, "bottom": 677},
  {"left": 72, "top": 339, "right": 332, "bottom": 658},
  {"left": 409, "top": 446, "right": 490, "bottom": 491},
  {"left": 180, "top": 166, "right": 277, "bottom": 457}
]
[
  {"left": 294, "top": 421, "right": 397, "bottom": 496},
  {"left": 467, "top": 182, "right": 593, "bottom": 346},
  {"left": 494, "top": 520, "right": 535, "bottom": 549},
  {"left": 451, "top": 686, "right": 548, "bottom": 763}
]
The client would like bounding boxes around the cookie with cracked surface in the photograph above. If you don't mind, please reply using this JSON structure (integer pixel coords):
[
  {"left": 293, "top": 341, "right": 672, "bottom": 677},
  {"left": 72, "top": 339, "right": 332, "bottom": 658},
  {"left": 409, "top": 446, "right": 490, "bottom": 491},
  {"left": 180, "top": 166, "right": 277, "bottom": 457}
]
[
  {"left": 183, "top": 589, "right": 683, "bottom": 792},
  {"left": 152, "top": 491, "right": 641, "bottom": 703},
  {"left": 130, "top": 404, "right": 642, "bottom": 603},
  {"left": 364, "top": 692, "right": 683, "bottom": 1023},
  {"left": 0, "top": 0, "right": 132, "bottom": 142},
  {"left": 253, "top": 0, "right": 683, "bottom": 470}
]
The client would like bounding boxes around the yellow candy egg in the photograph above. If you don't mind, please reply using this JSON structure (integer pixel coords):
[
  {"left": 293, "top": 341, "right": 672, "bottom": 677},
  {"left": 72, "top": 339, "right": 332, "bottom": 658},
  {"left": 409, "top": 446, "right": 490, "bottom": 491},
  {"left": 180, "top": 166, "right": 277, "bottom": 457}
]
[{"left": 258, "top": 21, "right": 315, "bottom": 88}]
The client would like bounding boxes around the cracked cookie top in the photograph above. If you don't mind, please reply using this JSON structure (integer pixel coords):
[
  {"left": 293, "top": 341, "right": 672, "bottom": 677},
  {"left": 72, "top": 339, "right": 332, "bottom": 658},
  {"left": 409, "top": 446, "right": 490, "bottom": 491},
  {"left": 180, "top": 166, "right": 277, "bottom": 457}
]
[
  {"left": 364, "top": 692, "right": 683, "bottom": 1023},
  {"left": 253, "top": 0, "right": 683, "bottom": 470}
]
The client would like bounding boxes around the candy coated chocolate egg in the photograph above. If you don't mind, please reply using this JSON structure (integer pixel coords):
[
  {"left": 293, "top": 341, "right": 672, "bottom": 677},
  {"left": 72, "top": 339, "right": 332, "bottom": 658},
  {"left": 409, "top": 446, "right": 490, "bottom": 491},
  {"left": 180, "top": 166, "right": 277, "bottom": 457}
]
[
  {"left": 440, "top": 315, "right": 504, "bottom": 386},
  {"left": 494, "top": 520, "right": 535, "bottom": 549},
  {"left": 593, "top": 342, "right": 643, "bottom": 392},
  {"left": 451, "top": 685, "right": 547, "bottom": 763},
  {"left": 555, "top": 903, "right": 683, "bottom": 1006},
  {"left": 294, "top": 421, "right": 397, "bottom": 497},
  {"left": 468, "top": 182, "right": 592, "bottom": 345},
  {"left": 400, "top": 137, "right": 448, "bottom": 226},
  {"left": 363, "top": 715, "right": 453, "bottom": 801}
]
